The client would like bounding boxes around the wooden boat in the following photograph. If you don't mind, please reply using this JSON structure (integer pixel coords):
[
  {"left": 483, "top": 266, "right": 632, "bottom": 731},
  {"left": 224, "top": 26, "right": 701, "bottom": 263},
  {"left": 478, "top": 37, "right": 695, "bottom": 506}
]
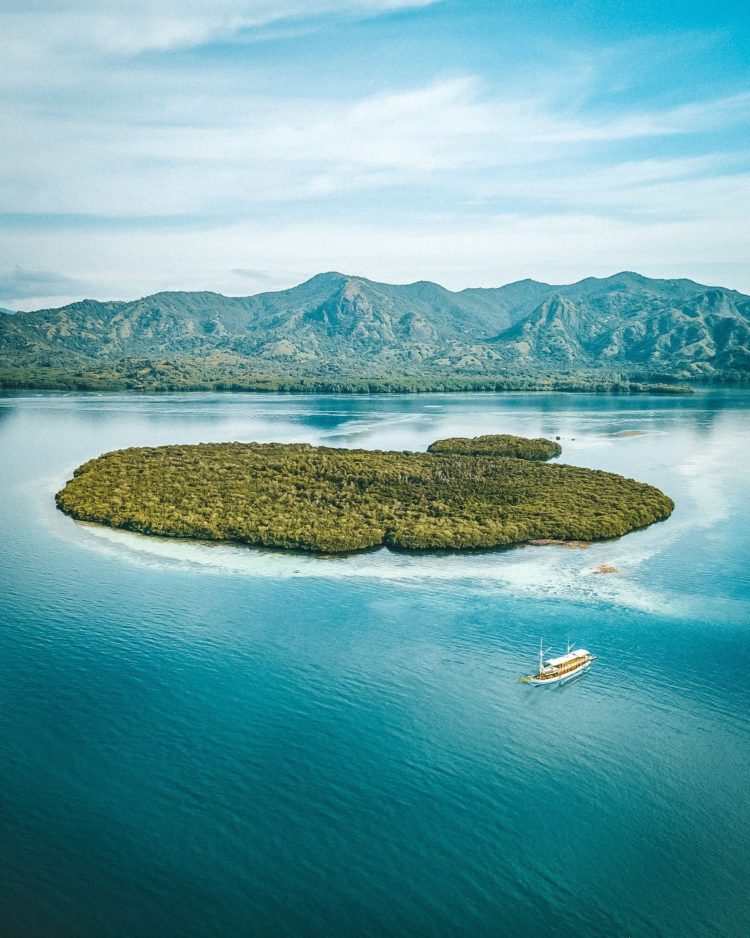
[{"left": 519, "top": 639, "right": 596, "bottom": 686}]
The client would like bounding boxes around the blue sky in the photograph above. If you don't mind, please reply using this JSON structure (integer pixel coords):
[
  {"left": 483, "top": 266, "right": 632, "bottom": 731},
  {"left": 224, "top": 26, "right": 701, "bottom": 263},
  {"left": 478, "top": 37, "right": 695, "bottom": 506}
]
[{"left": 1, "top": 0, "right": 749, "bottom": 308}]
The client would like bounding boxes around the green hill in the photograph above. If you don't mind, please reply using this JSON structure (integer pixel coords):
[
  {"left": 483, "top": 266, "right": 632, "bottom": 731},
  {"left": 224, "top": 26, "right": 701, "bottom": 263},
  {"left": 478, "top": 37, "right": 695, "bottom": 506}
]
[
  {"left": 491, "top": 273, "right": 750, "bottom": 377},
  {"left": 2, "top": 271, "right": 747, "bottom": 388}
]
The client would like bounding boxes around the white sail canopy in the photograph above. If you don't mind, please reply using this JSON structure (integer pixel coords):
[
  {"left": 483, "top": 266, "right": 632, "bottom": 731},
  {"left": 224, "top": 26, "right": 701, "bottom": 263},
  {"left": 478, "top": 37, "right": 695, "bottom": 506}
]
[{"left": 545, "top": 649, "right": 590, "bottom": 667}]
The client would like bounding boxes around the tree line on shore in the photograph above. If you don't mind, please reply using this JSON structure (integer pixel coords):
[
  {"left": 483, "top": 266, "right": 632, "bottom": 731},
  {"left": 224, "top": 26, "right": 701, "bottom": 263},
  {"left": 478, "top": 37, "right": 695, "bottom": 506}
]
[{"left": 0, "top": 361, "right": 697, "bottom": 394}]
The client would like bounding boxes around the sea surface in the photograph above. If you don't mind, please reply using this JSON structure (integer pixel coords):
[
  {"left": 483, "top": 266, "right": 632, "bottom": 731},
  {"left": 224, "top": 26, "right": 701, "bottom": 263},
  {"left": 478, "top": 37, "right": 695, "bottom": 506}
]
[{"left": 1, "top": 389, "right": 748, "bottom": 937}]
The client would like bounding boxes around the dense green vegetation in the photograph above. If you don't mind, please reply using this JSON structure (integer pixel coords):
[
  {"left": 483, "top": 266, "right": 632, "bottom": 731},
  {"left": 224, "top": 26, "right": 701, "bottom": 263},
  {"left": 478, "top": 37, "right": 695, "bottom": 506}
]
[
  {"left": 56, "top": 437, "right": 674, "bottom": 554},
  {"left": 2, "top": 271, "right": 747, "bottom": 385},
  {"left": 0, "top": 360, "right": 694, "bottom": 394},
  {"left": 428, "top": 434, "right": 562, "bottom": 460}
]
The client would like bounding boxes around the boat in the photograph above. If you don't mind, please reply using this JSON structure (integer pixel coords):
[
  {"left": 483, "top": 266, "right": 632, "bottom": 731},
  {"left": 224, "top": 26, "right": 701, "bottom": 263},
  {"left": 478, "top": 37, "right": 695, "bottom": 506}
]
[{"left": 519, "top": 639, "right": 596, "bottom": 686}]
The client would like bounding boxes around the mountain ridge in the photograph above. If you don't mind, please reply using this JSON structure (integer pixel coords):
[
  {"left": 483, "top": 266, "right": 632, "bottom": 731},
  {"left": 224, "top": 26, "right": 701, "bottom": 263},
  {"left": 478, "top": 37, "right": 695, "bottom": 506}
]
[{"left": 2, "top": 271, "right": 748, "bottom": 385}]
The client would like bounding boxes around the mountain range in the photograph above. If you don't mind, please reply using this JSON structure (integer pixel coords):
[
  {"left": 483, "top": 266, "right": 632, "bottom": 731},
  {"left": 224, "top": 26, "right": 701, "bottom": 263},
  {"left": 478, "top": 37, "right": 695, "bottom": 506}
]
[{"left": 1, "top": 271, "right": 748, "bottom": 385}]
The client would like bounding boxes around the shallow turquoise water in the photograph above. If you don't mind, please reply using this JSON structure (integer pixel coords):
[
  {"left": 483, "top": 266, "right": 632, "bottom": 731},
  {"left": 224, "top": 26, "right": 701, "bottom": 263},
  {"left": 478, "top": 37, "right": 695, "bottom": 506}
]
[{"left": 1, "top": 390, "right": 748, "bottom": 937}]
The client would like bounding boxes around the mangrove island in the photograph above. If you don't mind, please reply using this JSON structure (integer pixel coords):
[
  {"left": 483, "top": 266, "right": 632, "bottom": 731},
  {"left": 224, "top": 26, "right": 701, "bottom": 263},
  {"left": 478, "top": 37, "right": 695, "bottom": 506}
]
[{"left": 55, "top": 434, "right": 674, "bottom": 553}]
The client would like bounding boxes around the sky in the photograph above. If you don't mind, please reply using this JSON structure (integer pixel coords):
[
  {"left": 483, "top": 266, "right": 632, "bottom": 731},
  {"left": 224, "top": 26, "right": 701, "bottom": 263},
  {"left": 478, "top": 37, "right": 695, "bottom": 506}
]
[{"left": 1, "top": 0, "right": 749, "bottom": 309}]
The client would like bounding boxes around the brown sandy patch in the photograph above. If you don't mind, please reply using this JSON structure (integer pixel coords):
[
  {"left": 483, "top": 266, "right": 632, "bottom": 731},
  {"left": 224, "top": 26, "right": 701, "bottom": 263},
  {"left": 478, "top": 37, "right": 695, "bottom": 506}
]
[{"left": 529, "top": 539, "right": 591, "bottom": 549}]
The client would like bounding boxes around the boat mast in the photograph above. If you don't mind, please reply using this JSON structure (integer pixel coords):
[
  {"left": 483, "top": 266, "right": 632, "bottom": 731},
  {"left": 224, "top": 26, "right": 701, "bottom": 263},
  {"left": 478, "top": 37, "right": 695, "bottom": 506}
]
[{"left": 539, "top": 637, "right": 544, "bottom": 675}]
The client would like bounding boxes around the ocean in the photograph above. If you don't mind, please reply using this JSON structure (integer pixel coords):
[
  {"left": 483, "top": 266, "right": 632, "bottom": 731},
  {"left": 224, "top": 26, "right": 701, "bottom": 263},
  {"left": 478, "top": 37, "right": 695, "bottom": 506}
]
[{"left": 1, "top": 389, "right": 748, "bottom": 936}]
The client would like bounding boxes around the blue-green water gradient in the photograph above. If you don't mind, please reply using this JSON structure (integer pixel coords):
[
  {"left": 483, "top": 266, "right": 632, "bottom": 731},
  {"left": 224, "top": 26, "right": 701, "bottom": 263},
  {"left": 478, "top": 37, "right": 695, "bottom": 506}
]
[{"left": 1, "top": 390, "right": 748, "bottom": 937}]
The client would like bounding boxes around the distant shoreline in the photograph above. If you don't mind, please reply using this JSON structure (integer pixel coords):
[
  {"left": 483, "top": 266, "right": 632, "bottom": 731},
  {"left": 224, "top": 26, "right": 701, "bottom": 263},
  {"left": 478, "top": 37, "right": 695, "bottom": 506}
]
[{"left": 0, "top": 370, "right": 695, "bottom": 395}]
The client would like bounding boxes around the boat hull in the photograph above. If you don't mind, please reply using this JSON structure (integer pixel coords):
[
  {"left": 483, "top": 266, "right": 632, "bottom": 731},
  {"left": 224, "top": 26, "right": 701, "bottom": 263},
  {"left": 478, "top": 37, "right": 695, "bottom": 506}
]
[{"left": 526, "top": 661, "right": 592, "bottom": 686}]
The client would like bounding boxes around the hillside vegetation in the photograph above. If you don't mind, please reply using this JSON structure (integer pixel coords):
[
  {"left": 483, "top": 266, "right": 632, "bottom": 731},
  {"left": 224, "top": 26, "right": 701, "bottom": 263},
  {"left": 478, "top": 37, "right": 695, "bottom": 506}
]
[
  {"left": 2, "top": 271, "right": 748, "bottom": 388},
  {"left": 56, "top": 436, "right": 674, "bottom": 554}
]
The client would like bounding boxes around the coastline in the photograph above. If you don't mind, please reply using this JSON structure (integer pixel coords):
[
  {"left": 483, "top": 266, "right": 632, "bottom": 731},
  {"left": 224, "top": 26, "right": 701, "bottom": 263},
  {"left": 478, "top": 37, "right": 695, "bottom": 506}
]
[{"left": 0, "top": 369, "right": 696, "bottom": 395}]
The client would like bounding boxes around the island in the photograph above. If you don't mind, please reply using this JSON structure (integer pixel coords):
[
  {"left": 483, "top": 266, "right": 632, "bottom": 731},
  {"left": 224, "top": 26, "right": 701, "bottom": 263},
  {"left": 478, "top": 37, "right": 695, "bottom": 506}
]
[
  {"left": 55, "top": 434, "right": 674, "bottom": 553},
  {"left": 427, "top": 434, "right": 562, "bottom": 460}
]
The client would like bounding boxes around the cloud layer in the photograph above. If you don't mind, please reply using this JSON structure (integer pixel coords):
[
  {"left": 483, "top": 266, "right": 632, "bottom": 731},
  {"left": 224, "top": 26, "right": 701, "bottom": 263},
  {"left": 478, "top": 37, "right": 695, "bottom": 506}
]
[{"left": 1, "top": 1, "right": 749, "bottom": 307}]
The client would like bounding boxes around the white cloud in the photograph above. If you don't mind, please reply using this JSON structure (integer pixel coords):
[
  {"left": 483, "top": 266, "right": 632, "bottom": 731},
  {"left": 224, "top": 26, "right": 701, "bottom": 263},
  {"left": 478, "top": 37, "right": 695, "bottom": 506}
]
[
  {"left": 528, "top": 91, "right": 750, "bottom": 144},
  {"left": 0, "top": 1, "right": 441, "bottom": 56},
  {"left": 0, "top": 266, "right": 94, "bottom": 303},
  {"left": 3, "top": 71, "right": 749, "bottom": 220},
  {"left": 1, "top": 4, "right": 749, "bottom": 304},
  {"left": 4, "top": 207, "right": 750, "bottom": 310},
  {"left": 473, "top": 155, "right": 750, "bottom": 223}
]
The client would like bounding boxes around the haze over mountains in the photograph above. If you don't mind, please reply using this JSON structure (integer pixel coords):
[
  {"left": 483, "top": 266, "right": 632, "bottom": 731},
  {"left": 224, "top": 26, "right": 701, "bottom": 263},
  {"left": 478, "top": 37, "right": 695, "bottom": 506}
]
[{"left": 1, "top": 271, "right": 748, "bottom": 385}]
